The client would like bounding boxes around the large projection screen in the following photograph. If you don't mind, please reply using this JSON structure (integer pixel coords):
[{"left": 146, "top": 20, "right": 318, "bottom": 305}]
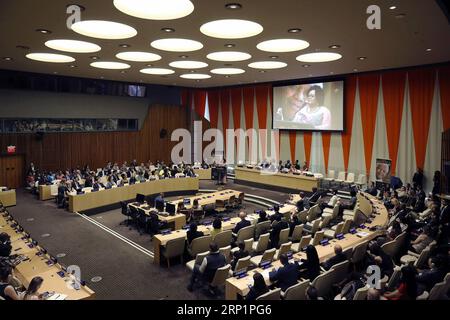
[{"left": 273, "top": 80, "right": 344, "bottom": 131}]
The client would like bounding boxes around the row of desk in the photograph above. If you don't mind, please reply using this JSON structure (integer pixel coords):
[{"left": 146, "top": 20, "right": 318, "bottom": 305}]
[
  {"left": 234, "top": 167, "right": 320, "bottom": 192},
  {"left": 0, "top": 189, "right": 16, "bottom": 207},
  {"left": 0, "top": 213, "right": 95, "bottom": 300},
  {"left": 224, "top": 193, "right": 389, "bottom": 299},
  {"left": 68, "top": 177, "right": 200, "bottom": 213}
]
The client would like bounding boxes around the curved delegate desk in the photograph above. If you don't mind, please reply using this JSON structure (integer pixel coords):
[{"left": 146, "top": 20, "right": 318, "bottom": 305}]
[
  {"left": 224, "top": 193, "right": 389, "bottom": 300},
  {"left": 234, "top": 167, "right": 320, "bottom": 192},
  {"left": 0, "top": 214, "right": 95, "bottom": 300},
  {"left": 68, "top": 177, "right": 199, "bottom": 213}
]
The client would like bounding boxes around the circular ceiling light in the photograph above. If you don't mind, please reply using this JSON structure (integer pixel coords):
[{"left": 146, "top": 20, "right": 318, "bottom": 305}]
[
  {"left": 151, "top": 38, "right": 203, "bottom": 52},
  {"left": 140, "top": 68, "right": 175, "bottom": 75},
  {"left": 257, "top": 39, "right": 310, "bottom": 52},
  {"left": 296, "top": 52, "right": 342, "bottom": 63},
  {"left": 225, "top": 3, "right": 242, "bottom": 10},
  {"left": 210, "top": 68, "right": 245, "bottom": 75},
  {"left": 113, "top": 0, "right": 194, "bottom": 20},
  {"left": 169, "top": 60, "right": 208, "bottom": 69},
  {"left": 287, "top": 28, "right": 302, "bottom": 33},
  {"left": 26, "top": 53, "right": 75, "bottom": 63},
  {"left": 206, "top": 51, "right": 251, "bottom": 62},
  {"left": 71, "top": 20, "right": 137, "bottom": 39},
  {"left": 161, "top": 27, "right": 175, "bottom": 33},
  {"left": 90, "top": 61, "right": 131, "bottom": 69},
  {"left": 248, "top": 61, "right": 287, "bottom": 69},
  {"left": 200, "top": 19, "right": 263, "bottom": 39},
  {"left": 3, "top": 57, "right": 13, "bottom": 61},
  {"left": 36, "top": 28, "right": 52, "bottom": 34},
  {"left": 116, "top": 51, "right": 161, "bottom": 62},
  {"left": 45, "top": 39, "right": 101, "bottom": 53},
  {"left": 180, "top": 73, "right": 211, "bottom": 79}
]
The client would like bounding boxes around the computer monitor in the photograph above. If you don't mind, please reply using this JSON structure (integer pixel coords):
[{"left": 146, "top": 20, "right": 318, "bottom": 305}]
[
  {"left": 166, "top": 203, "right": 176, "bottom": 216},
  {"left": 136, "top": 193, "right": 146, "bottom": 204},
  {"left": 156, "top": 200, "right": 165, "bottom": 212}
]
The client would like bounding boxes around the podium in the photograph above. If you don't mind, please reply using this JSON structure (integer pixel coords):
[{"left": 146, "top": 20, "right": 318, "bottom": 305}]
[{"left": 212, "top": 166, "right": 227, "bottom": 185}]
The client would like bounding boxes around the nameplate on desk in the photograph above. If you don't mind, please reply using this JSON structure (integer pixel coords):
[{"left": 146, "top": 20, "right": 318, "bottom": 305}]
[
  {"left": 286, "top": 251, "right": 293, "bottom": 259},
  {"left": 160, "top": 229, "right": 172, "bottom": 235},
  {"left": 359, "top": 224, "right": 367, "bottom": 229},
  {"left": 57, "top": 271, "right": 65, "bottom": 278},
  {"left": 182, "top": 225, "right": 190, "bottom": 230},
  {"left": 223, "top": 217, "right": 231, "bottom": 222},
  {"left": 46, "top": 260, "right": 55, "bottom": 267},
  {"left": 203, "top": 221, "right": 212, "bottom": 226},
  {"left": 320, "top": 239, "right": 330, "bottom": 246},
  {"left": 77, "top": 191, "right": 85, "bottom": 195},
  {"left": 234, "top": 270, "right": 248, "bottom": 278},
  {"left": 260, "top": 261, "right": 272, "bottom": 269},
  {"left": 349, "top": 228, "right": 357, "bottom": 234},
  {"left": 336, "top": 233, "right": 345, "bottom": 240}
]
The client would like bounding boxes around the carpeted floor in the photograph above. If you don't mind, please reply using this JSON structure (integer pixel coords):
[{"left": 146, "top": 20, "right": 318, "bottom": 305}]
[{"left": 7, "top": 180, "right": 289, "bottom": 300}]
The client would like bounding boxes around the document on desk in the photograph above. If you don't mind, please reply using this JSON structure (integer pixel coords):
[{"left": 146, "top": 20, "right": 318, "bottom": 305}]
[
  {"left": 356, "top": 232, "right": 369, "bottom": 237},
  {"left": 46, "top": 293, "right": 68, "bottom": 300}
]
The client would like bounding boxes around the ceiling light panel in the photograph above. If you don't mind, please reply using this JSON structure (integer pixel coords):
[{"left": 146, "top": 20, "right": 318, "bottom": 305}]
[
  {"left": 45, "top": 39, "right": 101, "bottom": 53},
  {"left": 151, "top": 38, "right": 203, "bottom": 52},
  {"left": 90, "top": 61, "right": 131, "bottom": 69},
  {"left": 210, "top": 68, "right": 245, "bottom": 75},
  {"left": 296, "top": 52, "right": 342, "bottom": 62},
  {"left": 180, "top": 74, "right": 211, "bottom": 79},
  {"left": 140, "top": 68, "right": 175, "bottom": 75},
  {"left": 71, "top": 20, "right": 137, "bottom": 39},
  {"left": 169, "top": 60, "right": 208, "bottom": 69},
  {"left": 26, "top": 53, "right": 75, "bottom": 63},
  {"left": 200, "top": 19, "right": 263, "bottom": 39},
  {"left": 116, "top": 51, "right": 162, "bottom": 62},
  {"left": 256, "top": 39, "right": 310, "bottom": 52},
  {"left": 248, "top": 61, "right": 287, "bottom": 69},
  {"left": 113, "top": 0, "right": 194, "bottom": 20},
  {"left": 206, "top": 51, "right": 251, "bottom": 62}
]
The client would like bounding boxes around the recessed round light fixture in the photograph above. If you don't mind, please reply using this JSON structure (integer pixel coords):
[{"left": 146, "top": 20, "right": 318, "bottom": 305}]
[
  {"left": 224, "top": 44, "right": 235, "bottom": 48},
  {"left": 69, "top": 64, "right": 76, "bottom": 68},
  {"left": 3, "top": 57, "right": 13, "bottom": 61},
  {"left": 116, "top": 51, "right": 162, "bottom": 62},
  {"left": 113, "top": 0, "right": 194, "bottom": 20},
  {"left": 71, "top": 20, "right": 137, "bottom": 39},
  {"left": 225, "top": 3, "right": 242, "bottom": 9},
  {"left": 119, "top": 44, "right": 131, "bottom": 48},
  {"left": 53, "top": 72, "right": 59, "bottom": 74},
  {"left": 206, "top": 51, "right": 251, "bottom": 62},
  {"left": 146, "top": 64, "right": 153, "bottom": 67},
  {"left": 26, "top": 53, "right": 75, "bottom": 63},
  {"left": 90, "top": 61, "right": 131, "bottom": 69},
  {"left": 330, "top": 71, "right": 334, "bottom": 74},
  {"left": 248, "top": 61, "right": 287, "bottom": 69},
  {"left": 358, "top": 56, "right": 367, "bottom": 60},
  {"left": 287, "top": 28, "right": 302, "bottom": 33},
  {"left": 169, "top": 60, "right": 208, "bottom": 69},
  {"left": 180, "top": 73, "right": 211, "bottom": 79},
  {"left": 16, "top": 45, "right": 30, "bottom": 50},
  {"left": 151, "top": 38, "right": 203, "bottom": 52},
  {"left": 259, "top": 70, "right": 266, "bottom": 73},
  {"left": 140, "top": 68, "right": 175, "bottom": 75},
  {"left": 36, "top": 28, "right": 51, "bottom": 34},
  {"left": 256, "top": 39, "right": 310, "bottom": 52},
  {"left": 269, "top": 55, "right": 279, "bottom": 59},
  {"left": 353, "top": 68, "right": 358, "bottom": 72},
  {"left": 225, "top": 75, "right": 230, "bottom": 78},
  {"left": 210, "top": 68, "right": 245, "bottom": 75},
  {"left": 426, "top": 48, "right": 432, "bottom": 52},
  {"left": 296, "top": 52, "right": 342, "bottom": 63},
  {"left": 161, "top": 27, "right": 175, "bottom": 33},
  {"left": 200, "top": 19, "right": 263, "bottom": 39},
  {"left": 90, "top": 56, "right": 100, "bottom": 60},
  {"left": 120, "top": 70, "right": 127, "bottom": 74},
  {"left": 329, "top": 44, "right": 341, "bottom": 49},
  {"left": 302, "top": 64, "right": 311, "bottom": 68},
  {"left": 389, "top": 6, "right": 397, "bottom": 10},
  {"left": 179, "top": 55, "right": 189, "bottom": 59},
  {"left": 45, "top": 39, "right": 101, "bottom": 53},
  {"left": 395, "top": 13, "right": 406, "bottom": 19}
]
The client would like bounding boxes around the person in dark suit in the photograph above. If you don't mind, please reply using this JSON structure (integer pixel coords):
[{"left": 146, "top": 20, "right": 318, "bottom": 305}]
[
  {"left": 233, "top": 212, "right": 251, "bottom": 234},
  {"left": 269, "top": 205, "right": 283, "bottom": 223},
  {"left": 322, "top": 245, "right": 347, "bottom": 270},
  {"left": 417, "top": 255, "right": 447, "bottom": 292},
  {"left": 338, "top": 189, "right": 357, "bottom": 216},
  {"left": 186, "top": 222, "right": 204, "bottom": 245},
  {"left": 257, "top": 211, "right": 268, "bottom": 224},
  {"left": 412, "top": 168, "right": 424, "bottom": 190},
  {"left": 231, "top": 241, "right": 249, "bottom": 270},
  {"left": 269, "top": 254, "right": 299, "bottom": 292},
  {"left": 246, "top": 272, "right": 269, "bottom": 300},
  {"left": 366, "top": 182, "right": 378, "bottom": 197},
  {"left": 155, "top": 192, "right": 165, "bottom": 208},
  {"left": 299, "top": 245, "right": 321, "bottom": 281},
  {"left": 368, "top": 242, "right": 394, "bottom": 277},
  {"left": 0, "top": 233, "right": 12, "bottom": 258},
  {"left": 309, "top": 188, "right": 321, "bottom": 204},
  {"left": 187, "top": 242, "right": 227, "bottom": 293},
  {"left": 270, "top": 215, "right": 289, "bottom": 248}
]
